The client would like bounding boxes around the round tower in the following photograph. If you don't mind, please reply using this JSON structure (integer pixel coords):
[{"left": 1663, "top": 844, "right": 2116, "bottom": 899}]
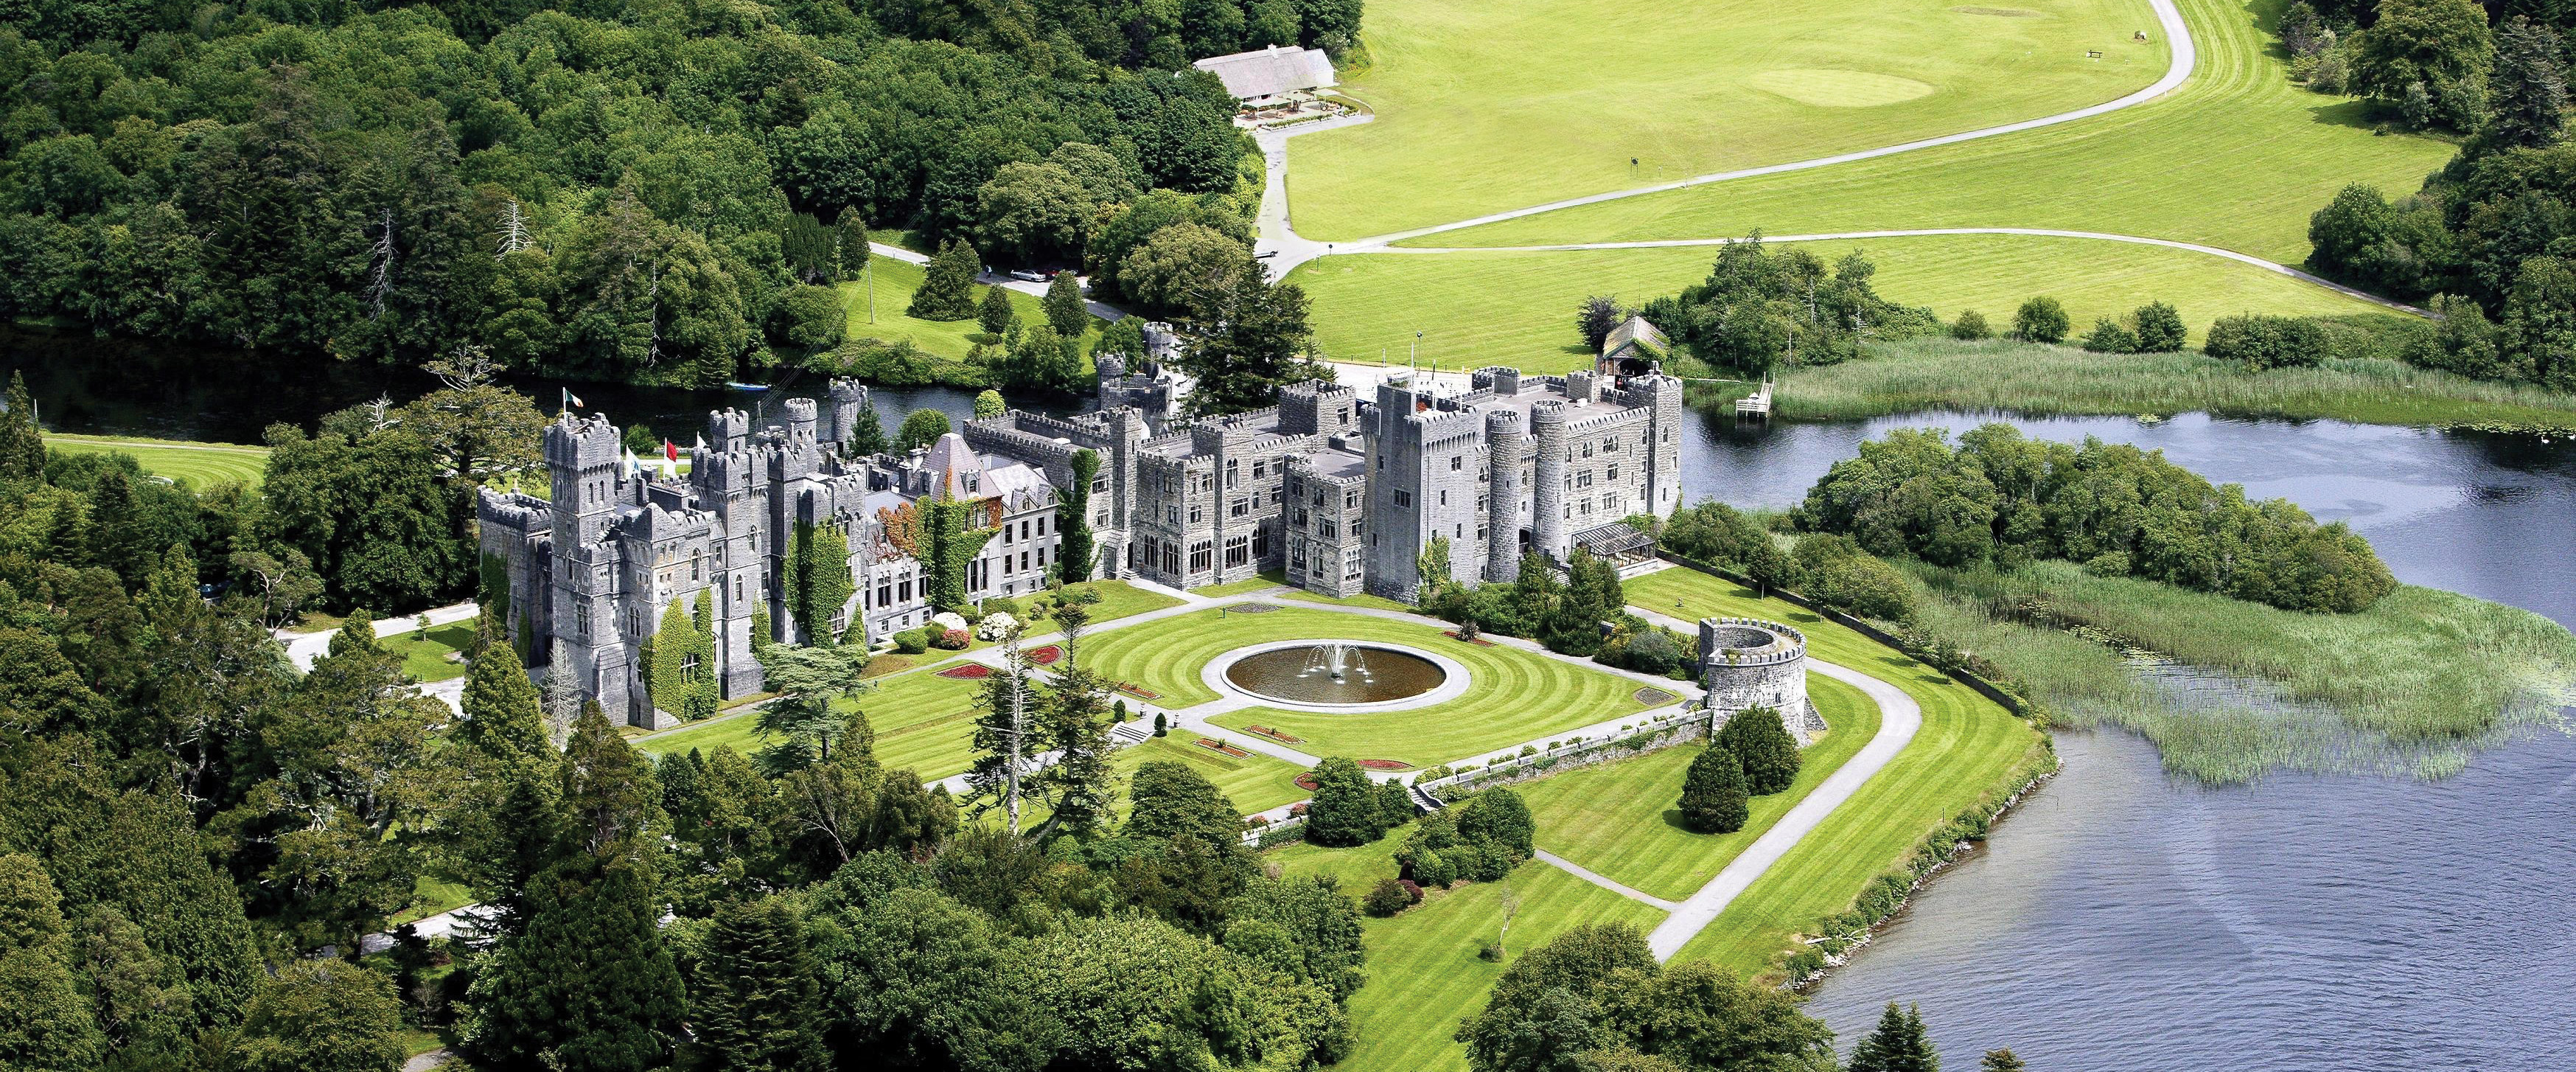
[
  {"left": 1485, "top": 408, "right": 1523, "bottom": 582},
  {"left": 1531, "top": 400, "right": 1568, "bottom": 562}
]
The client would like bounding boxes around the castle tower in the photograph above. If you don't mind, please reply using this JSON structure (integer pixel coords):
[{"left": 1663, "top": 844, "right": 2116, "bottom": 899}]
[
  {"left": 823, "top": 378, "right": 868, "bottom": 450},
  {"left": 1638, "top": 365, "right": 1685, "bottom": 518},
  {"left": 542, "top": 412, "right": 636, "bottom": 722},
  {"left": 546, "top": 414, "right": 625, "bottom": 547},
  {"left": 1531, "top": 400, "right": 1568, "bottom": 563},
  {"left": 783, "top": 397, "right": 818, "bottom": 444},
  {"left": 708, "top": 408, "right": 751, "bottom": 453},
  {"left": 1485, "top": 408, "right": 1523, "bottom": 582}
]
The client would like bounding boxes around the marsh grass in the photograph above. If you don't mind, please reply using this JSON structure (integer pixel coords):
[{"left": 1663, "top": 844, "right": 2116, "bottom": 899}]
[
  {"left": 1905, "top": 559, "right": 2576, "bottom": 782},
  {"left": 1772, "top": 337, "right": 2576, "bottom": 431}
]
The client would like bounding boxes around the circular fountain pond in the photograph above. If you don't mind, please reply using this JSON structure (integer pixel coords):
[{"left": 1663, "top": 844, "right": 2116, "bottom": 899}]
[{"left": 1221, "top": 642, "right": 1449, "bottom": 706}]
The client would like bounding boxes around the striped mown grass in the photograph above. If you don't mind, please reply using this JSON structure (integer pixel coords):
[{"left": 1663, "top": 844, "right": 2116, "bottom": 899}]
[
  {"left": 1109, "top": 734, "right": 1314, "bottom": 818},
  {"left": 1515, "top": 673, "right": 1876, "bottom": 901},
  {"left": 45, "top": 434, "right": 268, "bottom": 490},
  {"left": 1623, "top": 567, "right": 2049, "bottom": 978},
  {"left": 637, "top": 664, "right": 987, "bottom": 778},
  {"left": 1423, "top": 0, "right": 2457, "bottom": 266}
]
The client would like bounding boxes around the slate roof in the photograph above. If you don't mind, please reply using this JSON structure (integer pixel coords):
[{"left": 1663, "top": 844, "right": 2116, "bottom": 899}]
[{"left": 1193, "top": 46, "right": 1337, "bottom": 100}]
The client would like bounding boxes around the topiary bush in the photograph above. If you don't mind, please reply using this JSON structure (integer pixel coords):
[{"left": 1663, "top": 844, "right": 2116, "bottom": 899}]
[
  {"left": 1716, "top": 705, "right": 1802, "bottom": 796},
  {"left": 1678, "top": 745, "right": 1750, "bottom": 834},
  {"left": 893, "top": 628, "right": 929, "bottom": 654}
]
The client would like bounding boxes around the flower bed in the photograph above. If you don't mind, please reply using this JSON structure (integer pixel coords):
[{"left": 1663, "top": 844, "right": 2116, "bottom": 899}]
[
  {"left": 1246, "top": 725, "right": 1305, "bottom": 744},
  {"left": 936, "top": 664, "right": 993, "bottom": 680},
  {"left": 1633, "top": 686, "right": 1678, "bottom": 706},
  {"left": 1027, "top": 644, "right": 1064, "bottom": 666},
  {"left": 1294, "top": 772, "right": 1321, "bottom": 791},
  {"left": 1196, "top": 737, "right": 1251, "bottom": 759},
  {"left": 1359, "top": 759, "right": 1412, "bottom": 770},
  {"left": 1115, "top": 683, "right": 1161, "bottom": 700}
]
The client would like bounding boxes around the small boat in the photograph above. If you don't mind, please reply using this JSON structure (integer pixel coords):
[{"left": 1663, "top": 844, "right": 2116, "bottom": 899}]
[{"left": 725, "top": 381, "right": 770, "bottom": 392}]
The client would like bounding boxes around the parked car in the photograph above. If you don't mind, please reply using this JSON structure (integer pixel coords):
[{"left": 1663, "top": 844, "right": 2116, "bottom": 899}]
[{"left": 1005, "top": 269, "right": 1049, "bottom": 283}]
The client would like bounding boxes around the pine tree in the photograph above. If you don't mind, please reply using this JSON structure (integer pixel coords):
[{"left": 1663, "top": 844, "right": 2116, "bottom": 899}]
[
  {"left": 845, "top": 405, "right": 887, "bottom": 456},
  {"left": 467, "top": 855, "right": 685, "bottom": 1072},
  {"left": 1059, "top": 448, "right": 1099, "bottom": 581},
  {"left": 977, "top": 284, "right": 1016, "bottom": 338},
  {"left": 0, "top": 372, "right": 45, "bottom": 483},
  {"left": 460, "top": 636, "right": 551, "bottom": 764},
  {"left": 1849, "top": 1001, "right": 1938, "bottom": 1072},
  {"left": 834, "top": 208, "right": 871, "bottom": 280},
  {"left": 690, "top": 898, "right": 821, "bottom": 1072},
  {"left": 1980, "top": 1049, "right": 2025, "bottom": 1072},
  {"left": 0, "top": 854, "right": 105, "bottom": 1072},
  {"left": 559, "top": 701, "right": 663, "bottom": 858},
  {"left": 907, "top": 239, "right": 980, "bottom": 321},
  {"left": 1044, "top": 271, "right": 1089, "bottom": 337},
  {"left": 1031, "top": 661, "right": 1118, "bottom": 838},
  {"left": 2485, "top": 16, "right": 2568, "bottom": 151},
  {"left": 1716, "top": 705, "right": 1803, "bottom": 796},
  {"left": 965, "top": 631, "right": 1039, "bottom": 833},
  {"left": 88, "top": 467, "right": 154, "bottom": 588},
  {"left": 232, "top": 960, "right": 404, "bottom": 1072},
  {"left": 1677, "top": 745, "right": 1749, "bottom": 834}
]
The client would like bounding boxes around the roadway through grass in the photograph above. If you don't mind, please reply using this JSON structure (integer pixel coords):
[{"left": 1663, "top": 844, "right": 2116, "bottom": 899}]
[
  {"left": 1294, "top": 234, "right": 2392, "bottom": 367},
  {"left": 43, "top": 434, "right": 269, "bottom": 489},
  {"left": 1622, "top": 567, "right": 2050, "bottom": 977},
  {"left": 1291, "top": 0, "right": 2165, "bottom": 240},
  {"left": 1514, "top": 674, "right": 1877, "bottom": 902},
  {"left": 1412, "top": 0, "right": 2454, "bottom": 266}
]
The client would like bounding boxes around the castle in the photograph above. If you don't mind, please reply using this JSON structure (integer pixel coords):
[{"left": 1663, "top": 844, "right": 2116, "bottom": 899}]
[{"left": 480, "top": 349, "right": 1686, "bottom": 727}]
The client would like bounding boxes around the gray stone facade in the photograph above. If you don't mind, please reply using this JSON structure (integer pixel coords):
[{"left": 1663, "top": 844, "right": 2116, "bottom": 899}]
[
  {"left": 1697, "top": 617, "right": 1818, "bottom": 743},
  {"left": 482, "top": 358, "right": 1686, "bottom": 727}
]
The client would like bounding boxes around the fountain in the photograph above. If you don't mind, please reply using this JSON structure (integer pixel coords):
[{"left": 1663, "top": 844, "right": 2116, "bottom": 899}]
[
  {"left": 1224, "top": 642, "right": 1446, "bottom": 706},
  {"left": 1307, "top": 641, "right": 1369, "bottom": 681}
]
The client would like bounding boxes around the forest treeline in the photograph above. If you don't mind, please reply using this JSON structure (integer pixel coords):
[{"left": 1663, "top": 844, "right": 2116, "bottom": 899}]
[{"left": 0, "top": 0, "right": 1361, "bottom": 386}]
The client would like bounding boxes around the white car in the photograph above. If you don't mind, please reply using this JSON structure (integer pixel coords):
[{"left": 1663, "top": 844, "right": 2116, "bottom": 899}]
[{"left": 1005, "top": 269, "right": 1050, "bottom": 283}]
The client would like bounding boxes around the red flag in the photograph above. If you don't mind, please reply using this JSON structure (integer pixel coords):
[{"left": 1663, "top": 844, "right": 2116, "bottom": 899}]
[{"left": 664, "top": 439, "right": 679, "bottom": 462}]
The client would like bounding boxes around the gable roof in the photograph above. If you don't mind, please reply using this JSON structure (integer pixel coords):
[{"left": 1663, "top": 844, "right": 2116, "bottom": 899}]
[
  {"left": 1192, "top": 46, "right": 1337, "bottom": 100},
  {"left": 1602, "top": 316, "right": 1667, "bottom": 358}
]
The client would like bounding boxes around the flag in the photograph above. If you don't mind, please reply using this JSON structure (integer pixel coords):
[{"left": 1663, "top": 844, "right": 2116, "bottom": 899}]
[
  {"left": 694, "top": 434, "right": 708, "bottom": 452},
  {"left": 561, "top": 387, "right": 584, "bottom": 412},
  {"left": 660, "top": 439, "right": 679, "bottom": 478},
  {"left": 624, "top": 448, "right": 640, "bottom": 478},
  {"left": 664, "top": 439, "right": 679, "bottom": 463}
]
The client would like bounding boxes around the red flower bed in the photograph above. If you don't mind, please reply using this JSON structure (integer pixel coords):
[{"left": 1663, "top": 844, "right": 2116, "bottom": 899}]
[
  {"left": 1115, "top": 683, "right": 1161, "bottom": 700},
  {"left": 936, "top": 664, "right": 993, "bottom": 680},
  {"left": 1247, "top": 725, "right": 1305, "bottom": 744},
  {"left": 1294, "top": 773, "right": 1321, "bottom": 791},
  {"left": 1027, "top": 644, "right": 1064, "bottom": 666},
  {"left": 1195, "top": 737, "right": 1250, "bottom": 759},
  {"left": 1359, "top": 759, "right": 1412, "bottom": 771}
]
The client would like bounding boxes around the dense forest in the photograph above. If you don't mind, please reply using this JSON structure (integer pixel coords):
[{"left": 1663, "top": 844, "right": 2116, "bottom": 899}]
[{"left": 0, "top": 0, "right": 1357, "bottom": 387}]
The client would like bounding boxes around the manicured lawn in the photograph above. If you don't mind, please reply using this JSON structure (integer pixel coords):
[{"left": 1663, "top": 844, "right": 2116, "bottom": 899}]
[
  {"left": 43, "top": 434, "right": 268, "bottom": 490},
  {"left": 637, "top": 664, "right": 988, "bottom": 779},
  {"left": 1295, "top": 234, "right": 2398, "bottom": 369},
  {"left": 1516, "top": 673, "right": 1877, "bottom": 901},
  {"left": 1417, "top": 0, "right": 2455, "bottom": 266},
  {"left": 1278, "top": 588, "right": 1416, "bottom": 613},
  {"left": 836, "top": 257, "right": 1096, "bottom": 361},
  {"left": 389, "top": 622, "right": 476, "bottom": 683},
  {"left": 1271, "top": 824, "right": 1407, "bottom": 894},
  {"left": 1324, "top": 863, "right": 1670, "bottom": 1072},
  {"left": 1111, "top": 734, "right": 1313, "bottom": 818},
  {"left": 390, "top": 874, "right": 473, "bottom": 927},
  {"left": 1193, "top": 574, "right": 1290, "bottom": 598},
  {"left": 1623, "top": 567, "right": 2049, "bottom": 978},
  {"left": 1290, "top": 0, "right": 2165, "bottom": 239},
  {"left": 1043, "top": 579, "right": 1186, "bottom": 629}
]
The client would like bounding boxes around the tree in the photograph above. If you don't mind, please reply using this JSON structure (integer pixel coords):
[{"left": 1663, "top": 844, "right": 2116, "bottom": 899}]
[
  {"left": 1577, "top": 294, "right": 1624, "bottom": 352},
  {"left": 896, "top": 408, "right": 952, "bottom": 453},
  {"left": 1120, "top": 222, "right": 1250, "bottom": 319},
  {"left": 1677, "top": 747, "right": 1749, "bottom": 834},
  {"left": 1125, "top": 760, "right": 1245, "bottom": 852},
  {"left": 977, "top": 284, "right": 1017, "bottom": 338},
  {"left": 396, "top": 347, "right": 549, "bottom": 487},
  {"left": 974, "top": 389, "right": 1006, "bottom": 418},
  {"left": 1457, "top": 922, "right": 1656, "bottom": 1072},
  {"left": 1044, "top": 271, "right": 1089, "bottom": 337},
  {"left": 690, "top": 897, "right": 822, "bottom": 1072},
  {"left": 460, "top": 637, "right": 551, "bottom": 764},
  {"left": 1302, "top": 757, "right": 1389, "bottom": 847},
  {"left": 232, "top": 961, "right": 403, "bottom": 1072},
  {"left": 1847, "top": 1002, "right": 1938, "bottom": 1072},
  {"left": 2353, "top": 0, "right": 2494, "bottom": 130},
  {"left": 2483, "top": 18, "right": 2567, "bottom": 151},
  {"left": 1030, "top": 655, "right": 1120, "bottom": 839},
  {"left": 1179, "top": 263, "right": 1331, "bottom": 417},
  {"left": 782, "top": 212, "right": 839, "bottom": 284},
  {"left": 1059, "top": 448, "right": 1100, "bottom": 581},
  {"left": 1715, "top": 706, "right": 1802, "bottom": 796},
  {"left": 974, "top": 162, "right": 1098, "bottom": 267},
  {"left": 1982, "top": 1050, "right": 2027, "bottom": 1072},
  {"left": 2012, "top": 297, "right": 2070, "bottom": 343},
  {"left": 0, "top": 854, "right": 104, "bottom": 1072},
  {"left": 467, "top": 855, "right": 685, "bottom": 1072},
  {"left": 908, "top": 239, "right": 980, "bottom": 321},
  {"left": 770, "top": 284, "right": 847, "bottom": 353},
  {"left": 834, "top": 209, "right": 872, "bottom": 281},
  {"left": 2133, "top": 301, "right": 2187, "bottom": 352},
  {"left": 753, "top": 644, "right": 874, "bottom": 769},
  {"left": 966, "top": 630, "right": 1041, "bottom": 833},
  {"left": 1, "top": 372, "right": 46, "bottom": 482},
  {"left": 1950, "top": 310, "right": 1990, "bottom": 340},
  {"left": 2079, "top": 318, "right": 2139, "bottom": 354},
  {"left": 557, "top": 701, "right": 663, "bottom": 860},
  {"left": 846, "top": 405, "right": 887, "bottom": 456}
]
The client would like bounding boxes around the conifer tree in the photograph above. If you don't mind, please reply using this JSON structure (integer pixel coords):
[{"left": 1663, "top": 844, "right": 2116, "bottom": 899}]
[
  {"left": 0, "top": 372, "right": 45, "bottom": 482},
  {"left": 0, "top": 854, "right": 105, "bottom": 1072},
  {"left": 834, "top": 208, "right": 870, "bottom": 280},
  {"left": 845, "top": 405, "right": 887, "bottom": 456},
  {"left": 460, "top": 636, "right": 550, "bottom": 764},
  {"left": 2485, "top": 16, "right": 2568, "bottom": 151},
  {"left": 1980, "top": 1049, "right": 2025, "bottom": 1072},
  {"left": 689, "top": 897, "right": 822, "bottom": 1072},
  {"left": 1848, "top": 1001, "right": 1938, "bottom": 1072},
  {"left": 232, "top": 960, "right": 404, "bottom": 1072},
  {"left": 965, "top": 629, "right": 1039, "bottom": 833},
  {"left": 558, "top": 701, "right": 663, "bottom": 859},
  {"left": 977, "top": 284, "right": 1016, "bottom": 338},
  {"left": 1031, "top": 658, "right": 1118, "bottom": 838},
  {"left": 1678, "top": 745, "right": 1749, "bottom": 833},
  {"left": 907, "top": 239, "right": 980, "bottom": 321},
  {"left": 1044, "top": 271, "right": 1089, "bottom": 337},
  {"left": 467, "top": 855, "right": 685, "bottom": 1072},
  {"left": 1715, "top": 705, "right": 1803, "bottom": 796}
]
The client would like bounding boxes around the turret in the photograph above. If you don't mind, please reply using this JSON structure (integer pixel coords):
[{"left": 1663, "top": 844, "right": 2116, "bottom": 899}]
[
  {"left": 1531, "top": 400, "right": 1568, "bottom": 562},
  {"left": 1485, "top": 408, "right": 1523, "bottom": 582},
  {"left": 708, "top": 408, "right": 752, "bottom": 453},
  {"left": 824, "top": 378, "right": 868, "bottom": 450},
  {"left": 545, "top": 413, "right": 625, "bottom": 547},
  {"left": 783, "top": 397, "right": 818, "bottom": 443}
]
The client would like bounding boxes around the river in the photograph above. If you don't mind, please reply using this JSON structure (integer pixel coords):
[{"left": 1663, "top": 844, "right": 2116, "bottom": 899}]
[{"left": 15, "top": 329, "right": 2574, "bottom": 1069}]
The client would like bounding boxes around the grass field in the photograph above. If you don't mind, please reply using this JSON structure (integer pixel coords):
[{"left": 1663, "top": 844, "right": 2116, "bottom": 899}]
[
  {"left": 1415, "top": 0, "right": 2454, "bottom": 263},
  {"left": 638, "top": 664, "right": 988, "bottom": 778},
  {"left": 1291, "top": 0, "right": 2166, "bottom": 239},
  {"left": 1110, "top": 734, "right": 1316, "bottom": 816},
  {"left": 1083, "top": 606, "right": 1656, "bottom": 765},
  {"left": 1294, "top": 236, "right": 2395, "bottom": 369},
  {"left": 1515, "top": 674, "right": 1875, "bottom": 901},
  {"left": 1622, "top": 568, "right": 2049, "bottom": 977},
  {"left": 835, "top": 257, "right": 1097, "bottom": 361},
  {"left": 43, "top": 434, "right": 268, "bottom": 489},
  {"left": 388, "top": 622, "right": 477, "bottom": 683}
]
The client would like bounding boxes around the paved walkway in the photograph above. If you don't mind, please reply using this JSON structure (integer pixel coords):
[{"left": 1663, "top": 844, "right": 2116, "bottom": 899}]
[
  {"left": 280, "top": 600, "right": 479, "bottom": 669},
  {"left": 1537, "top": 848, "right": 1680, "bottom": 911}
]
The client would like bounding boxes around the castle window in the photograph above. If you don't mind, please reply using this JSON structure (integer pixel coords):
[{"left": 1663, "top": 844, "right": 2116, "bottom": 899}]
[
  {"left": 1231, "top": 498, "right": 1249, "bottom": 518},
  {"left": 1582, "top": 442, "right": 1594, "bottom": 458},
  {"left": 1604, "top": 437, "right": 1619, "bottom": 453},
  {"left": 1455, "top": 523, "right": 1463, "bottom": 538},
  {"left": 877, "top": 581, "right": 891, "bottom": 607},
  {"left": 1439, "top": 490, "right": 1448, "bottom": 506},
  {"left": 1577, "top": 471, "right": 1594, "bottom": 488},
  {"left": 1189, "top": 540, "right": 1212, "bottom": 573},
  {"left": 898, "top": 579, "right": 912, "bottom": 602},
  {"left": 1168, "top": 506, "right": 1180, "bottom": 525},
  {"left": 1478, "top": 526, "right": 1488, "bottom": 540},
  {"left": 1092, "top": 476, "right": 1109, "bottom": 495},
  {"left": 1253, "top": 529, "right": 1268, "bottom": 558},
  {"left": 1351, "top": 519, "right": 1364, "bottom": 537},
  {"left": 1020, "top": 551, "right": 1030, "bottom": 572},
  {"left": 1189, "top": 504, "right": 1204, "bottom": 524},
  {"left": 1291, "top": 542, "right": 1306, "bottom": 571},
  {"left": 1451, "top": 455, "right": 1462, "bottom": 470},
  {"left": 575, "top": 604, "right": 590, "bottom": 637},
  {"left": 1226, "top": 460, "right": 1238, "bottom": 488},
  {"left": 1020, "top": 519, "right": 1031, "bottom": 540},
  {"left": 1254, "top": 459, "right": 1267, "bottom": 479},
  {"left": 1345, "top": 490, "right": 1360, "bottom": 509},
  {"left": 1337, "top": 408, "right": 1349, "bottom": 424},
  {"left": 1036, "top": 515, "right": 1047, "bottom": 535},
  {"left": 1226, "top": 535, "right": 1249, "bottom": 568},
  {"left": 1346, "top": 555, "right": 1364, "bottom": 582},
  {"left": 1394, "top": 490, "right": 1412, "bottom": 508},
  {"left": 682, "top": 652, "right": 702, "bottom": 683},
  {"left": 1607, "top": 464, "right": 1620, "bottom": 481}
]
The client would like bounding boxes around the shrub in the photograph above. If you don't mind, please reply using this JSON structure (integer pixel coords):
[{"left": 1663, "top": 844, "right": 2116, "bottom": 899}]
[
  {"left": 1716, "top": 706, "right": 1802, "bottom": 796},
  {"left": 1950, "top": 309, "right": 1991, "bottom": 340},
  {"left": 1362, "top": 877, "right": 1412, "bottom": 917},
  {"left": 972, "top": 613, "right": 1019, "bottom": 641},
  {"left": 981, "top": 596, "right": 1022, "bottom": 619},
  {"left": 1792, "top": 535, "right": 1919, "bottom": 624},
  {"left": 893, "top": 628, "right": 929, "bottom": 655},
  {"left": 1398, "top": 879, "right": 1423, "bottom": 903},
  {"left": 2133, "top": 301, "right": 2186, "bottom": 352},
  {"left": 1678, "top": 746, "right": 1750, "bottom": 834},
  {"left": 2080, "top": 318, "right": 2139, "bottom": 354},
  {"left": 932, "top": 628, "right": 971, "bottom": 650},
  {"left": 2013, "top": 296, "right": 2070, "bottom": 343},
  {"left": 1453, "top": 788, "right": 1534, "bottom": 857},
  {"left": 2204, "top": 314, "right": 2330, "bottom": 369},
  {"left": 1304, "top": 757, "right": 1391, "bottom": 846},
  {"left": 1152, "top": 711, "right": 1167, "bottom": 737}
]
